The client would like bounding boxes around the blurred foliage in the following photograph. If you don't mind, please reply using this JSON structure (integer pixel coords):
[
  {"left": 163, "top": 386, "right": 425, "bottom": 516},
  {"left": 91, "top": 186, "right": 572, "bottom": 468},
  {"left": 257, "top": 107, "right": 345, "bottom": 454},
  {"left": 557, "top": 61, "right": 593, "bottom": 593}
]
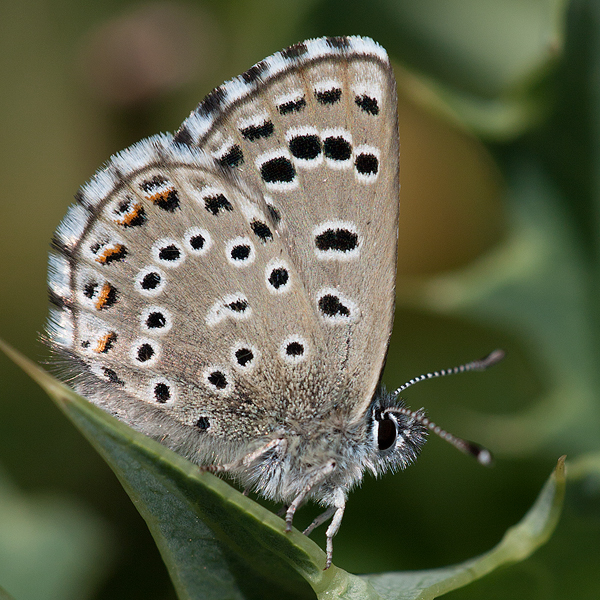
[{"left": 1, "top": 0, "right": 600, "bottom": 598}]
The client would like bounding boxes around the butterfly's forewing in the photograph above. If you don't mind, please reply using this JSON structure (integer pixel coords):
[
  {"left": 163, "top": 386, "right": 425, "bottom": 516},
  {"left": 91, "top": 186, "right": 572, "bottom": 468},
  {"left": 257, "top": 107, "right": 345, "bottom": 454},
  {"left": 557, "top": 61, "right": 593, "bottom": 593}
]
[
  {"left": 47, "top": 36, "right": 399, "bottom": 467},
  {"left": 176, "top": 36, "right": 399, "bottom": 421}
]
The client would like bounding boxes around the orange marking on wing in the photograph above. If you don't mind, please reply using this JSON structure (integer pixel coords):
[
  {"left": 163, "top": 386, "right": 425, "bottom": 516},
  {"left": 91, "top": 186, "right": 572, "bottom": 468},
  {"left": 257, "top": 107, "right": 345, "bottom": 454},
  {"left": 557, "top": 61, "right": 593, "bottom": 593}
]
[
  {"left": 95, "top": 283, "right": 115, "bottom": 309},
  {"left": 95, "top": 331, "right": 117, "bottom": 353},
  {"left": 116, "top": 204, "right": 143, "bottom": 226},
  {"left": 95, "top": 244, "right": 125, "bottom": 264},
  {"left": 149, "top": 190, "right": 173, "bottom": 204}
]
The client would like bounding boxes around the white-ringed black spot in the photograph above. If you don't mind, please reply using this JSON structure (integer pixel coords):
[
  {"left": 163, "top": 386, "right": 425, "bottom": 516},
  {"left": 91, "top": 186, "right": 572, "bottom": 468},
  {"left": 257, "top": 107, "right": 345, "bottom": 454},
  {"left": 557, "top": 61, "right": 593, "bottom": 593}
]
[
  {"left": 141, "top": 306, "right": 172, "bottom": 334},
  {"left": 226, "top": 299, "right": 249, "bottom": 313},
  {"left": 315, "top": 228, "right": 359, "bottom": 252},
  {"left": 218, "top": 145, "right": 244, "bottom": 168},
  {"left": 319, "top": 294, "right": 350, "bottom": 318},
  {"left": 208, "top": 370, "right": 228, "bottom": 390},
  {"left": 142, "top": 272, "right": 160, "bottom": 289},
  {"left": 137, "top": 343, "right": 155, "bottom": 362},
  {"left": 260, "top": 157, "right": 296, "bottom": 184},
  {"left": 130, "top": 339, "right": 159, "bottom": 365},
  {"left": 196, "top": 416, "right": 211, "bottom": 430},
  {"left": 316, "top": 288, "right": 357, "bottom": 322},
  {"left": 240, "top": 120, "right": 274, "bottom": 141},
  {"left": 355, "top": 94, "right": 380, "bottom": 115},
  {"left": 286, "top": 341, "right": 304, "bottom": 356},
  {"left": 289, "top": 135, "right": 322, "bottom": 160},
  {"left": 190, "top": 234, "right": 205, "bottom": 250},
  {"left": 154, "top": 382, "right": 171, "bottom": 403},
  {"left": 226, "top": 237, "right": 255, "bottom": 266},
  {"left": 279, "top": 335, "right": 308, "bottom": 363},
  {"left": 315, "top": 88, "right": 342, "bottom": 104},
  {"left": 152, "top": 239, "right": 184, "bottom": 267},
  {"left": 204, "top": 193, "right": 233, "bottom": 215},
  {"left": 355, "top": 153, "right": 379, "bottom": 176},
  {"left": 324, "top": 136, "right": 352, "bottom": 161},
  {"left": 250, "top": 220, "right": 273, "bottom": 242},
  {"left": 232, "top": 244, "right": 250, "bottom": 260},
  {"left": 147, "top": 311, "right": 166, "bottom": 328},
  {"left": 103, "top": 367, "right": 124, "bottom": 385},
  {"left": 135, "top": 266, "right": 167, "bottom": 297},
  {"left": 235, "top": 347, "right": 254, "bottom": 367},
  {"left": 159, "top": 245, "right": 181, "bottom": 261},
  {"left": 231, "top": 342, "right": 258, "bottom": 371},
  {"left": 184, "top": 227, "right": 212, "bottom": 255},
  {"left": 278, "top": 97, "right": 306, "bottom": 114},
  {"left": 268, "top": 267, "right": 289, "bottom": 289}
]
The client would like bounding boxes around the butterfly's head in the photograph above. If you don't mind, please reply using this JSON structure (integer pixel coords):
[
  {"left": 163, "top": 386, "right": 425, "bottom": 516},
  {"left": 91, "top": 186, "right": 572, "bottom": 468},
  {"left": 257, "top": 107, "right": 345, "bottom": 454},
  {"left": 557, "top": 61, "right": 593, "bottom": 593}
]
[{"left": 367, "top": 392, "right": 428, "bottom": 476}]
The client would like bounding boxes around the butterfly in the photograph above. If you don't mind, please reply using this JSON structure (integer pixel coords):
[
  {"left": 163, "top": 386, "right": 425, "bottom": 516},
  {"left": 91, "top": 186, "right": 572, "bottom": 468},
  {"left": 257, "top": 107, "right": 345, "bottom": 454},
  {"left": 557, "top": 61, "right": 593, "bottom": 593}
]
[{"left": 47, "top": 35, "right": 499, "bottom": 568}]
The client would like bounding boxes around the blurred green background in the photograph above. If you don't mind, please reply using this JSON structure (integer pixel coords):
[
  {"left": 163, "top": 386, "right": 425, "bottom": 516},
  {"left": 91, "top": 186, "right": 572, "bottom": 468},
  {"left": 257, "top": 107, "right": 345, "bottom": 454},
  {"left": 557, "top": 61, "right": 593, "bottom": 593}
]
[{"left": 1, "top": 0, "right": 599, "bottom": 598}]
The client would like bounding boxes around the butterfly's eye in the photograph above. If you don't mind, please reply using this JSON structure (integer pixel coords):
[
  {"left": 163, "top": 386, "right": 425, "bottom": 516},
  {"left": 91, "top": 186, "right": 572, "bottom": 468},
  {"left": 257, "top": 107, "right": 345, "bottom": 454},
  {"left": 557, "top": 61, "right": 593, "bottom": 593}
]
[{"left": 377, "top": 414, "right": 397, "bottom": 451}]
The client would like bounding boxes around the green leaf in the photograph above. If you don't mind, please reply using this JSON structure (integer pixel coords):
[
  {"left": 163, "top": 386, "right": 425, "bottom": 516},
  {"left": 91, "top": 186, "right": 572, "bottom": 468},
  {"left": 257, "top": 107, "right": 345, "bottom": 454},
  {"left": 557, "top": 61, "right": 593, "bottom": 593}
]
[
  {"left": 0, "top": 340, "right": 565, "bottom": 600},
  {"left": 360, "top": 456, "right": 566, "bottom": 600}
]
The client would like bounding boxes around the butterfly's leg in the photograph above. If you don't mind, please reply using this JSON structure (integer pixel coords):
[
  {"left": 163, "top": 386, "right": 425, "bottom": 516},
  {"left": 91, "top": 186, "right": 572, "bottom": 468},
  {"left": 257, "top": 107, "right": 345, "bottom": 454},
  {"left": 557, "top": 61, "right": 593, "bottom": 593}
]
[
  {"left": 285, "top": 461, "right": 336, "bottom": 532},
  {"left": 324, "top": 492, "right": 346, "bottom": 569},
  {"left": 303, "top": 506, "right": 335, "bottom": 536},
  {"left": 202, "top": 437, "right": 286, "bottom": 473}
]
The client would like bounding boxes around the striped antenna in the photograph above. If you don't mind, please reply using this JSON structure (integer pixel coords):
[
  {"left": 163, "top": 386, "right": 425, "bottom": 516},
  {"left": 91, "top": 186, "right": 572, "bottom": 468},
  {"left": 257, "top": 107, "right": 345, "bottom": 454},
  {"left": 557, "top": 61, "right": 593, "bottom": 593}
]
[{"left": 390, "top": 350, "right": 505, "bottom": 466}]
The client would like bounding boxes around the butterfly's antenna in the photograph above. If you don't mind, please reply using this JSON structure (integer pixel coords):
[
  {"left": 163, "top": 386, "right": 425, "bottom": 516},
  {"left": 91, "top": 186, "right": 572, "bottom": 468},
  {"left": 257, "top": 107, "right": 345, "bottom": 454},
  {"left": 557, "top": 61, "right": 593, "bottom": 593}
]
[{"left": 390, "top": 349, "right": 505, "bottom": 466}]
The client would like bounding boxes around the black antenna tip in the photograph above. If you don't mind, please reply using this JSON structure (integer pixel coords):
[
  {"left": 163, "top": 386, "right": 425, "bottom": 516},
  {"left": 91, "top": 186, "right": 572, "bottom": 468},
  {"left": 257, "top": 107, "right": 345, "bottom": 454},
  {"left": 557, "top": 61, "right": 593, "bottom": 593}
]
[{"left": 464, "top": 441, "right": 494, "bottom": 467}]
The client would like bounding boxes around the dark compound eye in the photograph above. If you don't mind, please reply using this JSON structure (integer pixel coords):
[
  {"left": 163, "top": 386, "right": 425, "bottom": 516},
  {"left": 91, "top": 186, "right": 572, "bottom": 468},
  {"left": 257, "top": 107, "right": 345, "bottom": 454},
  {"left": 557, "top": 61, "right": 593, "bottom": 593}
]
[{"left": 377, "top": 416, "right": 397, "bottom": 451}]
